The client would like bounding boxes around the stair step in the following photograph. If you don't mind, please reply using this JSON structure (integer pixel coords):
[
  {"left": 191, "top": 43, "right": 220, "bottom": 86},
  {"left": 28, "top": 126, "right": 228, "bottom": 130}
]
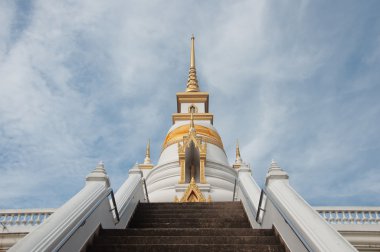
[
  {"left": 130, "top": 221, "right": 251, "bottom": 228},
  {"left": 87, "top": 202, "right": 286, "bottom": 252},
  {"left": 89, "top": 244, "right": 285, "bottom": 252},
  {"left": 137, "top": 202, "right": 244, "bottom": 209},
  {"left": 132, "top": 212, "right": 248, "bottom": 219},
  {"left": 130, "top": 217, "right": 249, "bottom": 223},
  {"left": 102, "top": 228, "right": 275, "bottom": 236},
  {"left": 94, "top": 235, "right": 280, "bottom": 245},
  {"left": 134, "top": 209, "right": 246, "bottom": 215}
]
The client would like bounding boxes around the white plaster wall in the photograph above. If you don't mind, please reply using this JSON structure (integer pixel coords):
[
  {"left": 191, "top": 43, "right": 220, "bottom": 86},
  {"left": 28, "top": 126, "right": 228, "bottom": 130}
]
[
  {"left": 157, "top": 144, "right": 179, "bottom": 166},
  {"left": 146, "top": 158, "right": 237, "bottom": 202}
]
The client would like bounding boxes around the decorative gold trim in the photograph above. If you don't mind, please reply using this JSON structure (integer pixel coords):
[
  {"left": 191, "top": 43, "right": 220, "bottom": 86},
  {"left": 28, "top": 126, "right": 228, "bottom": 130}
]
[
  {"left": 176, "top": 92, "right": 209, "bottom": 98},
  {"left": 172, "top": 113, "right": 214, "bottom": 124},
  {"left": 200, "top": 159, "right": 206, "bottom": 183},
  {"left": 163, "top": 136, "right": 224, "bottom": 153},
  {"left": 138, "top": 164, "right": 154, "bottom": 169},
  {"left": 178, "top": 97, "right": 208, "bottom": 102},
  {"left": 207, "top": 195, "right": 212, "bottom": 202},
  {"left": 180, "top": 177, "right": 206, "bottom": 202},
  {"left": 188, "top": 104, "right": 198, "bottom": 113},
  {"left": 174, "top": 195, "right": 179, "bottom": 202},
  {"left": 177, "top": 120, "right": 208, "bottom": 184},
  {"left": 176, "top": 92, "right": 209, "bottom": 113},
  {"left": 179, "top": 154, "right": 186, "bottom": 184},
  {"left": 163, "top": 124, "right": 222, "bottom": 149}
]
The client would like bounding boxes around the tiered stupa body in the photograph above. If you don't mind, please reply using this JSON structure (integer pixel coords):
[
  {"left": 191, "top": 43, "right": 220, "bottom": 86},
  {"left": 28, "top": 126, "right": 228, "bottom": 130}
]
[{"left": 139, "top": 36, "right": 244, "bottom": 202}]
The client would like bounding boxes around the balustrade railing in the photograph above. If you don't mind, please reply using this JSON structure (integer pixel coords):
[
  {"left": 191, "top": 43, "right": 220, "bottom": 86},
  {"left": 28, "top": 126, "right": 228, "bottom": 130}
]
[
  {"left": 0, "top": 209, "right": 55, "bottom": 227},
  {"left": 315, "top": 207, "right": 380, "bottom": 225}
]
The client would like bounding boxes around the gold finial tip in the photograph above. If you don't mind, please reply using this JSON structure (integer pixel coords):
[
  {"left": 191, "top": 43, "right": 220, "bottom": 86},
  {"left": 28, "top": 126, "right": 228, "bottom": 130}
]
[{"left": 191, "top": 34, "right": 194, "bottom": 39}]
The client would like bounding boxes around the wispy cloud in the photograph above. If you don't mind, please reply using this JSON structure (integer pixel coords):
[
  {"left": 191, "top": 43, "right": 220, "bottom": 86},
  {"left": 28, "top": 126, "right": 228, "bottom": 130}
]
[{"left": 0, "top": 0, "right": 379, "bottom": 208}]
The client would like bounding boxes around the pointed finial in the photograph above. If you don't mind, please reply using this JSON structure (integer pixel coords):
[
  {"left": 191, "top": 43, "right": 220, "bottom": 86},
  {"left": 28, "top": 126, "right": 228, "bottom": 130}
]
[
  {"left": 266, "top": 159, "right": 289, "bottom": 185},
  {"left": 190, "top": 177, "right": 196, "bottom": 184},
  {"left": 144, "top": 139, "right": 152, "bottom": 164},
  {"left": 186, "top": 35, "right": 200, "bottom": 92},
  {"left": 236, "top": 140, "right": 242, "bottom": 163},
  {"left": 233, "top": 140, "right": 244, "bottom": 169},
  {"left": 86, "top": 161, "right": 110, "bottom": 187},
  {"left": 189, "top": 112, "right": 196, "bottom": 132},
  {"left": 269, "top": 159, "right": 281, "bottom": 171},
  {"left": 190, "top": 34, "right": 195, "bottom": 68},
  {"left": 94, "top": 160, "right": 106, "bottom": 173}
]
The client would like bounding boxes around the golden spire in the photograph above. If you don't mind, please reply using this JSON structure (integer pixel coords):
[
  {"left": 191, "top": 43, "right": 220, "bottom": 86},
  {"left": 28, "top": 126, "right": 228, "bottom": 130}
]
[
  {"left": 186, "top": 35, "right": 200, "bottom": 92},
  {"left": 235, "top": 140, "right": 243, "bottom": 164},
  {"left": 143, "top": 139, "right": 151, "bottom": 164}
]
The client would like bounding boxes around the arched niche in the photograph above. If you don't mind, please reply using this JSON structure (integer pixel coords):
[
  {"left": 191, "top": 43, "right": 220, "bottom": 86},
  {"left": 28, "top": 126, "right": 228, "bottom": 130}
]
[
  {"left": 185, "top": 140, "right": 200, "bottom": 183},
  {"left": 178, "top": 133, "right": 207, "bottom": 184}
]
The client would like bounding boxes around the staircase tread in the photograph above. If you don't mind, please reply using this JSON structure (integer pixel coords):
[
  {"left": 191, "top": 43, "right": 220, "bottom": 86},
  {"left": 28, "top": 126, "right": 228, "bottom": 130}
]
[{"left": 87, "top": 202, "right": 285, "bottom": 252}]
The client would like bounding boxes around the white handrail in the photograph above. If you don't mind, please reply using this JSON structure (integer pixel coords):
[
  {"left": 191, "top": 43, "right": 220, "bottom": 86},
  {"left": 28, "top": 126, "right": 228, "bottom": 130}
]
[
  {"left": 9, "top": 163, "right": 115, "bottom": 252},
  {"left": 263, "top": 162, "right": 357, "bottom": 252}
]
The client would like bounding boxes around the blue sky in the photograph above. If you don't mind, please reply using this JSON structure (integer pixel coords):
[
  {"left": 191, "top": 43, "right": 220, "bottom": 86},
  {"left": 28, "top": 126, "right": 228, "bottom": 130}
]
[{"left": 1, "top": 0, "right": 379, "bottom": 209}]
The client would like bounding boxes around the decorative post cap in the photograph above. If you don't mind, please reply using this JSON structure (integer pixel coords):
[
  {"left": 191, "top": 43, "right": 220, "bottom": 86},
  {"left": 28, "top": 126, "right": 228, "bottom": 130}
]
[
  {"left": 129, "top": 162, "right": 143, "bottom": 176},
  {"left": 265, "top": 159, "right": 289, "bottom": 185},
  {"left": 86, "top": 161, "right": 110, "bottom": 187}
]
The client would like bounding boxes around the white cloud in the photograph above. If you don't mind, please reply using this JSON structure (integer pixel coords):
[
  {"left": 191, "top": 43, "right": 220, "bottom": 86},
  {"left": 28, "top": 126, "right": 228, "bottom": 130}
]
[{"left": 0, "top": 0, "right": 379, "bottom": 208}]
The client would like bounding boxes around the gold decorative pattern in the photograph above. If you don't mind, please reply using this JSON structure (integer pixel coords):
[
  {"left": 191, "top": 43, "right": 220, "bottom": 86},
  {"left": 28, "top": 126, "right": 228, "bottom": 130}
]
[
  {"left": 188, "top": 104, "right": 198, "bottom": 113},
  {"left": 177, "top": 120, "right": 207, "bottom": 184},
  {"left": 163, "top": 124, "right": 223, "bottom": 150},
  {"left": 178, "top": 150, "right": 186, "bottom": 184},
  {"left": 163, "top": 136, "right": 223, "bottom": 152},
  {"left": 172, "top": 113, "right": 214, "bottom": 124},
  {"left": 174, "top": 195, "right": 179, "bottom": 202},
  {"left": 200, "top": 159, "right": 206, "bottom": 183},
  {"left": 179, "top": 177, "right": 206, "bottom": 202},
  {"left": 138, "top": 164, "right": 154, "bottom": 169}
]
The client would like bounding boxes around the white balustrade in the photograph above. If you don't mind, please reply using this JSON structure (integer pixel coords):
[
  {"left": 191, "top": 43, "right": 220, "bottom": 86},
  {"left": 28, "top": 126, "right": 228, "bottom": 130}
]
[
  {"left": 0, "top": 209, "right": 55, "bottom": 228},
  {"left": 315, "top": 207, "right": 380, "bottom": 225}
]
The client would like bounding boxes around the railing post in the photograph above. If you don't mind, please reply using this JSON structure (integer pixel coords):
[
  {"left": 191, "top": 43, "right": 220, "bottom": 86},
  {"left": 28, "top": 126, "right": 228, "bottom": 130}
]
[
  {"left": 255, "top": 189, "right": 265, "bottom": 224},
  {"left": 109, "top": 190, "right": 120, "bottom": 223},
  {"left": 232, "top": 178, "right": 237, "bottom": 201},
  {"left": 143, "top": 178, "right": 150, "bottom": 203}
]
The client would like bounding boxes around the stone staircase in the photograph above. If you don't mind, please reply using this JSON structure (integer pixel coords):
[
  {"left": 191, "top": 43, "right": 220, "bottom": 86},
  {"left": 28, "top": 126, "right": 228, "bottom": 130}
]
[{"left": 87, "top": 202, "right": 286, "bottom": 252}]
